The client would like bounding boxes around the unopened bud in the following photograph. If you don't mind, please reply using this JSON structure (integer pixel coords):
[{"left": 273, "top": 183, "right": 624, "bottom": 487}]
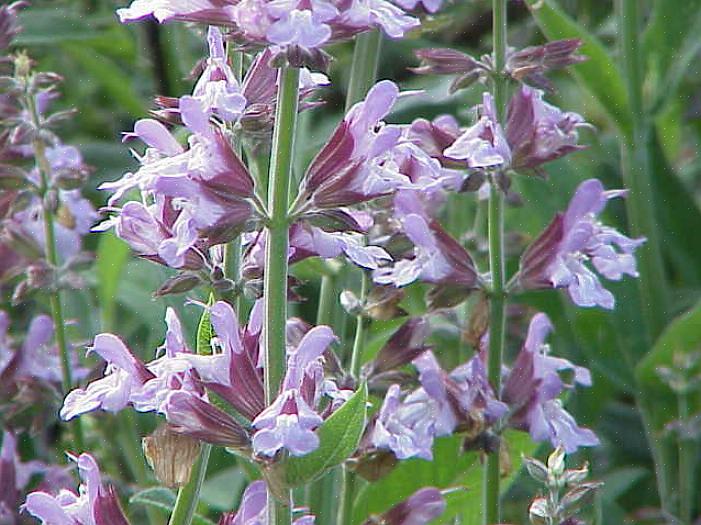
[
  {"left": 547, "top": 446, "right": 566, "bottom": 478},
  {"left": 142, "top": 425, "right": 201, "bottom": 489},
  {"left": 340, "top": 290, "right": 363, "bottom": 316},
  {"left": 26, "top": 261, "right": 53, "bottom": 289},
  {"left": 523, "top": 456, "right": 548, "bottom": 484},
  {"left": 528, "top": 497, "right": 550, "bottom": 525},
  {"left": 54, "top": 168, "right": 88, "bottom": 190},
  {"left": 0, "top": 165, "right": 30, "bottom": 190},
  {"left": 13, "top": 52, "right": 32, "bottom": 79},
  {"left": 154, "top": 273, "right": 203, "bottom": 297}
]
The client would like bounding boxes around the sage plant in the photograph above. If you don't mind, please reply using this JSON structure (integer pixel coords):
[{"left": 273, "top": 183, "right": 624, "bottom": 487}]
[{"left": 1, "top": 0, "right": 656, "bottom": 524}]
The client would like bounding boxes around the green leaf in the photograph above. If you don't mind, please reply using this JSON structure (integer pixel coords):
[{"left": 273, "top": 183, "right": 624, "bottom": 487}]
[
  {"left": 129, "top": 487, "right": 215, "bottom": 525},
  {"left": 523, "top": 0, "right": 632, "bottom": 138},
  {"left": 268, "top": 383, "right": 368, "bottom": 489},
  {"left": 95, "top": 233, "right": 131, "bottom": 332},
  {"left": 353, "top": 431, "right": 537, "bottom": 525},
  {"left": 62, "top": 43, "right": 145, "bottom": 118},
  {"left": 196, "top": 294, "right": 216, "bottom": 355},
  {"left": 644, "top": 0, "right": 701, "bottom": 114},
  {"left": 16, "top": 7, "right": 105, "bottom": 45},
  {"left": 635, "top": 300, "right": 701, "bottom": 430}
]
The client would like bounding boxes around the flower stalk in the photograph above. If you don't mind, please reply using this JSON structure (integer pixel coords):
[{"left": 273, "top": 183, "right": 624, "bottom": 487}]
[
  {"left": 484, "top": 0, "right": 508, "bottom": 523},
  {"left": 168, "top": 444, "right": 212, "bottom": 525},
  {"left": 264, "top": 64, "right": 301, "bottom": 525},
  {"left": 25, "top": 83, "right": 85, "bottom": 451}
]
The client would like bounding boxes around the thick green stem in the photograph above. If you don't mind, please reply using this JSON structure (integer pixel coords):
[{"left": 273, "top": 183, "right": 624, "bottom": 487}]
[
  {"left": 617, "top": 0, "right": 668, "bottom": 339},
  {"left": 168, "top": 444, "right": 211, "bottom": 525},
  {"left": 345, "top": 30, "right": 382, "bottom": 110},
  {"left": 263, "top": 65, "right": 300, "bottom": 525},
  {"left": 484, "top": 1, "right": 508, "bottom": 524}
]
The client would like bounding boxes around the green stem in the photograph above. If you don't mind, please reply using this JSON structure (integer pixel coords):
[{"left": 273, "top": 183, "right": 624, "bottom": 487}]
[
  {"left": 617, "top": 0, "right": 668, "bottom": 340},
  {"left": 25, "top": 88, "right": 85, "bottom": 451},
  {"left": 350, "top": 271, "right": 369, "bottom": 379},
  {"left": 264, "top": 65, "right": 300, "bottom": 525},
  {"left": 168, "top": 444, "right": 211, "bottom": 525},
  {"left": 484, "top": 1, "right": 508, "bottom": 524},
  {"left": 345, "top": 30, "right": 382, "bottom": 110},
  {"left": 678, "top": 391, "right": 694, "bottom": 525},
  {"left": 337, "top": 468, "right": 358, "bottom": 525}
]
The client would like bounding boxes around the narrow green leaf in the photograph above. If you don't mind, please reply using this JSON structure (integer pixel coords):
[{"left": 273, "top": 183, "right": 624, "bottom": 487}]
[
  {"left": 644, "top": 0, "right": 701, "bottom": 113},
  {"left": 524, "top": 0, "right": 632, "bottom": 138},
  {"left": 129, "top": 487, "right": 215, "bottom": 525},
  {"left": 95, "top": 233, "right": 131, "bottom": 331},
  {"left": 62, "top": 43, "right": 145, "bottom": 118},
  {"left": 196, "top": 294, "right": 216, "bottom": 355},
  {"left": 269, "top": 383, "right": 368, "bottom": 488}
]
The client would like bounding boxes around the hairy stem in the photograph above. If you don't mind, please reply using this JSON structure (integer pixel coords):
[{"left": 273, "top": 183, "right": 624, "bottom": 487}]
[
  {"left": 168, "top": 444, "right": 211, "bottom": 525},
  {"left": 264, "top": 65, "right": 300, "bottom": 525},
  {"left": 484, "top": 0, "right": 508, "bottom": 523},
  {"left": 25, "top": 87, "right": 85, "bottom": 451}
]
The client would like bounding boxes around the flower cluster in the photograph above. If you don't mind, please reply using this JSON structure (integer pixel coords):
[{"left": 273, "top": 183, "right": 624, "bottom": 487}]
[{"left": 117, "top": 0, "right": 420, "bottom": 64}]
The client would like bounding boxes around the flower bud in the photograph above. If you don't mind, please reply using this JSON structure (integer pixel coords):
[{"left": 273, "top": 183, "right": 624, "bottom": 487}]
[
  {"left": 523, "top": 456, "right": 548, "bottom": 484},
  {"left": 142, "top": 425, "right": 201, "bottom": 489},
  {"left": 528, "top": 497, "right": 550, "bottom": 525},
  {"left": 340, "top": 290, "right": 363, "bottom": 316},
  {"left": 26, "top": 260, "right": 53, "bottom": 289},
  {"left": 153, "top": 273, "right": 203, "bottom": 297},
  {"left": 547, "top": 446, "right": 566, "bottom": 478},
  {"left": 54, "top": 168, "right": 88, "bottom": 190},
  {"left": 0, "top": 165, "right": 29, "bottom": 190}
]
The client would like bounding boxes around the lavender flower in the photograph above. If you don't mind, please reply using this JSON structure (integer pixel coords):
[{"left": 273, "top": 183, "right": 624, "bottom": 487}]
[
  {"left": 251, "top": 325, "right": 337, "bottom": 457},
  {"left": 502, "top": 313, "right": 599, "bottom": 453},
  {"left": 0, "top": 2, "right": 25, "bottom": 51},
  {"left": 97, "top": 101, "right": 257, "bottom": 267},
  {"left": 362, "top": 487, "right": 446, "bottom": 525},
  {"left": 116, "top": 0, "right": 419, "bottom": 52},
  {"left": 187, "top": 26, "right": 247, "bottom": 122},
  {"left": 443, "top": 93, "right": 511, "bottom": 169},
  {"left": 371, "top": 350, "right": 504, "bottom": 460},
  {"left": 296, "top": 80, "right": 405, "bottom": 210},
  {"left": 23, "top": 453, "right": 130, "bottom": 525},
  {"left": 505, "top": 85, "right": 588, "bottom": 172},
  {"left": 60, "top": 307, "right": 199, "bottom": 420},
  {"left": 373, "top": 191, "right": 479, "bottom": 290},
  {"left": 218, "top": 480, "right": 314, "bottom": 524},
  {"left": 518, "top": 178, "right": 645, "bottom": 309}
]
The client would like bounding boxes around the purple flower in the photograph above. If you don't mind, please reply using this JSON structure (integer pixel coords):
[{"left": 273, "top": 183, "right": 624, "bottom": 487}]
[
  {"left": 367, "top": 317, "right": 430, "bottom": 376},
  {"left": 188, "top": 27, "right": 247, "bottom": 122},
  {"left": 0, "top": 2, "right": 26, "bottom": 51},
  {"left": 373, "top": 191, "right": 479, "bottom": 289},
  {"left": 404, "top": 114, "right": 461, "bottom": 167},
  {"left": 518, "top": 179, "right": 645, "bottom": 309},
  {"left": 118, "top": 0, "right": 419, "bottom": 50},
  {"left": 60, "top": 307, "right": 199, "bottom": 420},
  {"left": 443, "top": 93, "right": 511, "bottom": 169},
  {"left": 502, "top": 313, "right": 598, "bottom": 453},
  {"left": 251, "top": 325, "right": 337, "bottom": 457},
  {"left": 371, "top": 350, "right": 503, "bottom": 460},
  {"left": 297, "top": 80, "right": 405, "bottom": 210},
  {"left": 175, "top": 300, "right": 266, "bottom": 420},
  {"left": 0, "top": 313, "right": 85, "bottom": 387},
  {"left": 8, "top": 145, "right": 96, "bottom": 262},
  {"left": 23, "top": 453, "right": 130, "bottom": 525},
  {"left": 218, "top": 480, "right": 314, "bottom": 525},
  {"left": 505, "top": 85, "right": 588, "bottom": 171},
  {"left": 98, "top": 103, "right": 257, "bottom": 262},
  {"left": 392, "top": 0, "right": 443, "bottom": 14},
  {"left": 363, "top": 487, "right": 446, "bottom": 525}
]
